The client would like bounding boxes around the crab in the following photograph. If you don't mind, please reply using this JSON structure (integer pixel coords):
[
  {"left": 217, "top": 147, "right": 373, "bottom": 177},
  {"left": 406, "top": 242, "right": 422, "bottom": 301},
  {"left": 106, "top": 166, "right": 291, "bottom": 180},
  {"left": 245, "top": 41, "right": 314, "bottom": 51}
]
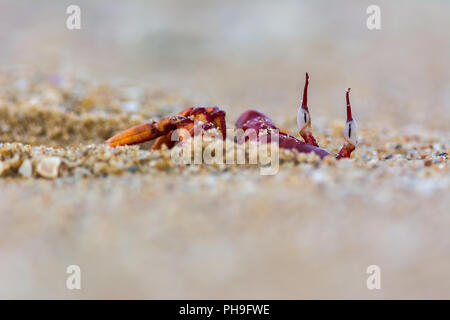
[{"left": 106, "top": 73, "right": 358, "bottom": 159}]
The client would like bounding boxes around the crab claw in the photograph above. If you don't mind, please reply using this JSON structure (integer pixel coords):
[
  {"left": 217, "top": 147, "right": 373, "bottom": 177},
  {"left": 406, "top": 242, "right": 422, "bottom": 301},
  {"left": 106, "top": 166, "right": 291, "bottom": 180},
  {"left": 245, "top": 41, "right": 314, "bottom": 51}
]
[
  {"left": 106, "top": 122, "right": 163, "bottom": 147},
  {"left": 106, "top": 115, "right": 187, "bottom": 147},
  {"left": 106, "top": 107, "right": 227, "bottom": 148}
]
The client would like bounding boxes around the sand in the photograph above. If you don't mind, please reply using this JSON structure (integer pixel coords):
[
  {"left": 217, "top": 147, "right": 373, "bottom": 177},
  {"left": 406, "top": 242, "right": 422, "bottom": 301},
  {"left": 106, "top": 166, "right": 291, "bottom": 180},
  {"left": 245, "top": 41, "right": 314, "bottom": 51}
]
[{"left": 0, "top": 71, "right": 449, "bottom": 299}]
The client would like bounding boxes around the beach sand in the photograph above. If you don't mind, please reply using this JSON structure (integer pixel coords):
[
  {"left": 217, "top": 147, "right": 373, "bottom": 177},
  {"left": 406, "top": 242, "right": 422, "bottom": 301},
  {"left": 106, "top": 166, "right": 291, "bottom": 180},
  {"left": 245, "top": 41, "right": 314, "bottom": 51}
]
[{"left": 0, "top": 0, "right": 449, "bottom": 298}]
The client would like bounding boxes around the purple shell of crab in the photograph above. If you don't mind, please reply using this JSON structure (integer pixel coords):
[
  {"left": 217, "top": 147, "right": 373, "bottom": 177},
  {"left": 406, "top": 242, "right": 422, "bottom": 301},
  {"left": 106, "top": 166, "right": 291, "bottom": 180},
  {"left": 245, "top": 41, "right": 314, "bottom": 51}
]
[{"left": 235, "top": 110, "right": 332, "bottom": 159}]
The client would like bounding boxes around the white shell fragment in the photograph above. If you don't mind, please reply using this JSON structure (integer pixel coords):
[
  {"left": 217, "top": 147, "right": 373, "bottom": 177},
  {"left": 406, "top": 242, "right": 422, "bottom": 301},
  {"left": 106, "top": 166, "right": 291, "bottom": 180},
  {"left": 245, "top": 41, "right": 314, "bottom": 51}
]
[
  {"left": 36, "top": 157, "right": 61, "bottom": 179},
  {"left": 18, "top": 159, "right": 33, "bottom": 177}
]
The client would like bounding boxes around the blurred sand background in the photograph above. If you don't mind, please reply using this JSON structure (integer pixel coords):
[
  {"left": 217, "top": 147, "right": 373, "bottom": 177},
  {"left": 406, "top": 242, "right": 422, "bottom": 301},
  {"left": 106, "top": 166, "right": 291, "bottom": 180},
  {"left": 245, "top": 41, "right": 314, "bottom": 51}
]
[{"left": 0, "top": 0, "right": 449, "bottom": 299}]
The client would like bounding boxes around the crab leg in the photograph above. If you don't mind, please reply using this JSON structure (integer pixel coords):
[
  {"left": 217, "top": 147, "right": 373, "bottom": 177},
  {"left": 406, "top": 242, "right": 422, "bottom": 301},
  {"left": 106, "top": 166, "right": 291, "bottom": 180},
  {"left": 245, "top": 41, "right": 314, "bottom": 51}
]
[
  {"left": 209, "top": 109, "right": 227, "bottom": 139},
  {"left": 185, "top": 106, "right": 226, "bottom": 138},
  {"left": 149, "top": 107, "right": 197, "bottom": 150},
  {"left": 150, "top": 134, "right": 176, "bottom": 150}
]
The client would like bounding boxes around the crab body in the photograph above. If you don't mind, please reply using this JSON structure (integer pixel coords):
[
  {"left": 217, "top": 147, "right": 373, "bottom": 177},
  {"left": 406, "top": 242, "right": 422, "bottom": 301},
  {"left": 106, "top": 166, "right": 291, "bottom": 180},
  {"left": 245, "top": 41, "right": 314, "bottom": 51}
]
[{"left": 106, "top": 73, "right": 357, "bottom": 160}]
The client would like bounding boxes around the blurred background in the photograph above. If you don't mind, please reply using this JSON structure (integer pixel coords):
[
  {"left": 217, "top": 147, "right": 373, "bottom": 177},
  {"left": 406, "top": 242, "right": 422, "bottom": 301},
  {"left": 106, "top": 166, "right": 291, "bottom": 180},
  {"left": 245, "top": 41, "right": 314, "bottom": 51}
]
[{"left": 0, "top": 0, "right": 449, "bottom": 129}]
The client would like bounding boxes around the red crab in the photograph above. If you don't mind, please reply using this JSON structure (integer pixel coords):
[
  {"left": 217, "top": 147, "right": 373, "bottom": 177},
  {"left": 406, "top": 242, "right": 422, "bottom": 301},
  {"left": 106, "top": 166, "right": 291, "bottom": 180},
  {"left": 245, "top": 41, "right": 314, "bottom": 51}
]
[{"left": 106, "top": 73, "right": 358, "bottom": 159}]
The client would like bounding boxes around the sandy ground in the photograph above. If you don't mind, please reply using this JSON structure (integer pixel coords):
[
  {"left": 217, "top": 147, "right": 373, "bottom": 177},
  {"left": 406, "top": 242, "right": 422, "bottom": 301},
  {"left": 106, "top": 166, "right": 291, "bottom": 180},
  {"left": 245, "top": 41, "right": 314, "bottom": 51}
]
[{"left": 0, "top": 0, "right": 449, "bottom": 299}]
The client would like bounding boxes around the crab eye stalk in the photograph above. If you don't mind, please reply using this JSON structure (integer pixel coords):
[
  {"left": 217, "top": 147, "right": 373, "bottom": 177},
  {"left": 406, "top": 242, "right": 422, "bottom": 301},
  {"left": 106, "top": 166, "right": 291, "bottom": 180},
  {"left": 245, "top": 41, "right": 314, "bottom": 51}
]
[
  {"left": 297, "top": 73, "right": 319, "bottom": 147},
  {"left": 337, "top": 88, "right": 358, "bottom": 159},
  {"left": 297, "top": 107, "right": 310, "bottom": 132},
  {"left": 302, "top": 72, "right": 309, "bottom": 110},
  {"left": 344, "top": 88, "right": 358, "bottom": 146},
  {"left": 344, "top": 117, "right": 358, "bottom": 146},
  {"left": 297, "top": 73, "right": 311, "bottom": 133}
]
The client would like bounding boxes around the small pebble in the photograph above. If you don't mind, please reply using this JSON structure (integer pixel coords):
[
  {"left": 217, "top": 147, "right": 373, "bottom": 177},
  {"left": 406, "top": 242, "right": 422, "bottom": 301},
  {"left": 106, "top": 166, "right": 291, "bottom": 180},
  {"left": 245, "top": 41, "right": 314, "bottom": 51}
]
[
  {"left": 36, "top": 157, "right": 61, "bottom": 178},
  {"left": 127, "top": 165, "right": 139, "bottom": 173},
  {"left": 18, "top": 159, "right": 32, "bottom": 177},
  {"left": 0, "top": 161, "right": 6, "bottom": 176}
]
